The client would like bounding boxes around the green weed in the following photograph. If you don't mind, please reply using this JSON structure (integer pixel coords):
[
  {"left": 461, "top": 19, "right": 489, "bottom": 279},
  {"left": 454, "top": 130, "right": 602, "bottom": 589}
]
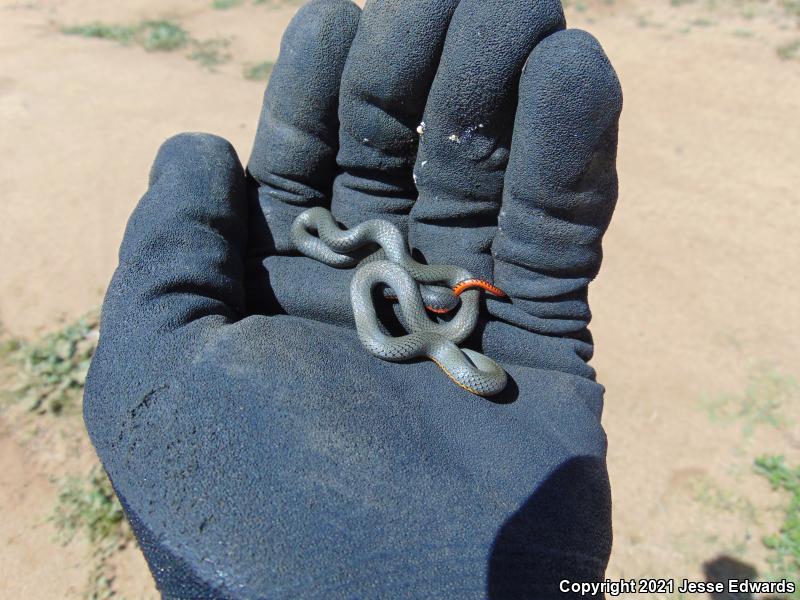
[
  {"left": 51, "top": 466, "right": 129, "bottom": 548},
  {"left": 139, "top": 21, "right": 188, "bottom": 51},
  {"left": 754, "top": 455, "right": 800, "bottom": 595},
  {"left": 189, "top": 37, "right": 232, "bottom": 69},
  {"left": 5, "top": 311, "right": 99, "bottom": 414},
  {"left": 61, "top": 23, "right": 138, "bottom": 44},
  {"left": 782, "top": 0, "right": 800, "bottom": 20},
  {"left": 741, "top": 7, "right": 757, "bottom": 19},
  {"left": 692, "top": 475, "right": 758, "bottom": 523},
  {"left": 700, "top": 366, "right": 795, "bottom": 437},
  {"left": 52, "top": 465, "right": 133, "bottom": 600},
  {"left": 244, "top": 60, "right": 274, "bottom": 81},
  {"left": 212, "top": 0, "right": 245, "bottom": 8},
  {"left": 777, "top": 39, "right": 800, "bottom": 60},
  {"left": 564, "top": 1, "right": 589, "bottom": 12},
  {"left": 0, "top": 325, "right": 21, "bottom": 359},
  {"left": 661, "top": 0, "right": 799, "bottom": 27},
  {"left": 62, "top": 20, "right": 188, "bottom": 52}
]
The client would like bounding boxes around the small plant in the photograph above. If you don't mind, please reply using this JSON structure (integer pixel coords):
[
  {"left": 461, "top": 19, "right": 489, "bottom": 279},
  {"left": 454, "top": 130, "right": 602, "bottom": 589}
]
[
  {"left": 52, "top": 466, "right": 129, "bottom": 547},
  {"left": 62, "top": 20, "right": 188, "bottom": 52},
  {"left": 244, "top": 60, "right": 274, "bottom": 81},
  {"left": 52, "top": 465, "right": 133, "bottom": 600},
  {"left": 139, "top": 20, "right": 188, "bottom": 52},
  {"left": 691, "top": 475, "right": 758, "bottom": 523},
  {"left": 212, "top": 0, "right": 244, "bottom": 8},
  {"left": 777, "top": 39, "right": 800, "bottom": 61},
  {"left": 61, "top": 23, "right": 138, "bottom": 44},
  {"left": 782, "top": 0, "right": 800, "bottom": 21},
  {"left": 754, "top": 455, "right": 800, "bottom": 596},
  {"left": 0, "top": 324, "right": 21, "bottom": 358},
  {"left": 562, "top": 0, "right": 589, "bottom": 12},
  {"left": 189, "top": 37, "right": 232, "bottom": 69},
  {"left": 700, "top": 365, "right": 795, "bottom": 437},
  {"left": 7, "top": 311, "right": 99, "bottom": 414}
]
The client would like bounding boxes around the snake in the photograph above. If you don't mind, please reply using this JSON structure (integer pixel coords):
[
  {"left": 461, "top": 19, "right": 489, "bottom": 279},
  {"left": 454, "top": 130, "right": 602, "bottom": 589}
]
[{"left": 289, "top": 207, "right": 508, "bottom": 397}]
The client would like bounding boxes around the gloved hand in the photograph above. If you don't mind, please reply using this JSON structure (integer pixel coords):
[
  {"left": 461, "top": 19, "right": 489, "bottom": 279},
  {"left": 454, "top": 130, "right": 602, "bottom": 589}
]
[{"left": 84, "top": 0, "right": 622, "bottom": 597}]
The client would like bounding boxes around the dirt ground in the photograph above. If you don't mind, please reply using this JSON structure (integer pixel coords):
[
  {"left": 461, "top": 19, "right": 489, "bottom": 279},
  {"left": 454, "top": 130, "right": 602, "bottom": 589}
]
[{"left": 1, "top": 0, "right": 799, "bottom": 598}]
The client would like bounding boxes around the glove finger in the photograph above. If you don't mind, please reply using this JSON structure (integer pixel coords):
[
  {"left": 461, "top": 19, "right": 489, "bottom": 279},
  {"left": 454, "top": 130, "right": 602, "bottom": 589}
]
[
  {"left": 485, "top": 30, "right": 622, "bottom": 369},
  {"left": 408, "top": 0, "right": 565, "bottom": 280},
  {"left": 247, "top": 0, "right": 360, "bottom": 255},
  {"left": 330, "top": 0, "right": 461, "bottom": 233},
  {"left": 95, "top": 133, "right": 248, "bottom": 388}
]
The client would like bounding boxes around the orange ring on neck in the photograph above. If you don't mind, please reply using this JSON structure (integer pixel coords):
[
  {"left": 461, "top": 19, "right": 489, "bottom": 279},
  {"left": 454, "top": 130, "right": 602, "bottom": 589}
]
[{"left": 452, "top": 279, "right": 506, "bottom": 298}]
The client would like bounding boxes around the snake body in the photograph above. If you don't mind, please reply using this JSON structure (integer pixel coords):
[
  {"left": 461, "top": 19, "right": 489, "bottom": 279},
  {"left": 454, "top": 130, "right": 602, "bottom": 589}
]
[
  {"left": 290, "top": 207, "right": 507, "bottom": 397},
  {"left": 291, "top": 208, "right": 460, "bottom": 312}
]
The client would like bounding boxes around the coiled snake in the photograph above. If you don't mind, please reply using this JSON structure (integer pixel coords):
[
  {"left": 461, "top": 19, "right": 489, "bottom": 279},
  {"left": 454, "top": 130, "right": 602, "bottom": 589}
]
[{"left": 290, "top": 207, "right": 508, "bottom": 397}]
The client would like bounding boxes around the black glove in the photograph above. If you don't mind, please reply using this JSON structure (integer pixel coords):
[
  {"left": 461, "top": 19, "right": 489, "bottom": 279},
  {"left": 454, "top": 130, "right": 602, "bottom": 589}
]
[{"left": 84, "top": 0, "right": 622, "bottom": 597}]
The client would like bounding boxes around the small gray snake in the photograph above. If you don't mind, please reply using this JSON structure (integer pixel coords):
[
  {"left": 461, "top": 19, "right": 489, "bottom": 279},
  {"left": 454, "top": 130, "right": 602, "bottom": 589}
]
[{"left": 290, "top": 207, "right": 507, "bottom": 397}]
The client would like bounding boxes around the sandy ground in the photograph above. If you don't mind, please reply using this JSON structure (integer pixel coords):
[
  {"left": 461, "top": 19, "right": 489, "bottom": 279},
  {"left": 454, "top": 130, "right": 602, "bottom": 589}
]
[{"left": 1, "top": 0, "right": 799, "bottom": 598}]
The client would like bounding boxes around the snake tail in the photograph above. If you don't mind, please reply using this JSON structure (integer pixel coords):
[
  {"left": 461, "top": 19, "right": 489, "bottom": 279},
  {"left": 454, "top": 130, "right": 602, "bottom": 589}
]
[{"left": 429, "top": 344, "right": 508, "bottom": 397}]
